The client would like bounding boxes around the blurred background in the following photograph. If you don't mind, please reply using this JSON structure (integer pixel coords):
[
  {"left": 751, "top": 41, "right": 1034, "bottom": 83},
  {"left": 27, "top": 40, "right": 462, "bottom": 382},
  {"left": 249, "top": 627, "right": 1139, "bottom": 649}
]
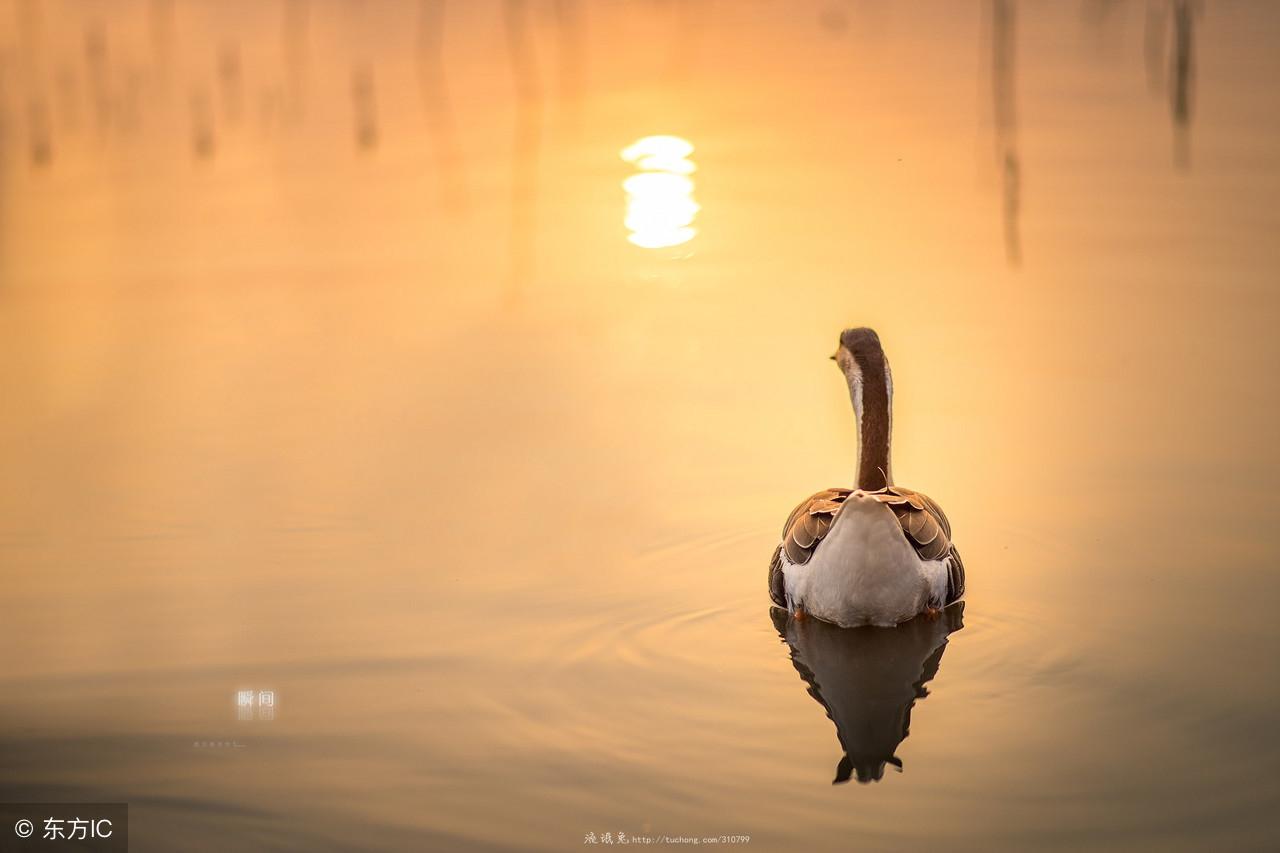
[{"left": 1, "top": 1, "right": 1278, "bottom": 850}]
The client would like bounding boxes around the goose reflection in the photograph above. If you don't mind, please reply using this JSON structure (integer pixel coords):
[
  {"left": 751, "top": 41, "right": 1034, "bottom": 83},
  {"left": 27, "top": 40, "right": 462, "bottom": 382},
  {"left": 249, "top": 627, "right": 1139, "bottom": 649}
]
[{"left": 771, "top": 603, "right": 964, "bottom": 784}]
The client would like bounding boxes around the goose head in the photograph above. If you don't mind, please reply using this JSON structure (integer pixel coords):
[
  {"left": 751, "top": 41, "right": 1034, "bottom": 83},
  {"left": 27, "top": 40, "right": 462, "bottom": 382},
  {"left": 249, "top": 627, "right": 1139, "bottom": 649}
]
[
  {"left": 830, "top": 326, "right": 885, "bottom": 377},
  {"left": 830, "top": 327, "right": 894, "bottom": 491}
]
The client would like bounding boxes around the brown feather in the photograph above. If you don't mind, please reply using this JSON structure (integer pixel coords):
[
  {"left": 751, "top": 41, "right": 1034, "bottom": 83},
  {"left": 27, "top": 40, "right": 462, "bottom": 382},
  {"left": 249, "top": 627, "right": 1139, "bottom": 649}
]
[
  {"left": 919, "top": 535, "right": 950, "bottom": 561},
  {"left": 791, "top": 519, "right": 816, "bottom": 549},
  {"left": 920, "top": 493, "right": 952, "bottom": 539},
  {"left": 773, "top": 488, "right": 852, "bottom": 566},
  {"left": 946, "top": 546, "right": 966, "bottom": 603},
  {"left": 904, "top": 510, "right": 926, "bottom": 540},
  {"left": 911, "top": 515, "right": 940, "bottom": 547},
  {"left": 768, "top": 546, "right": 787, "bottom": 606}
]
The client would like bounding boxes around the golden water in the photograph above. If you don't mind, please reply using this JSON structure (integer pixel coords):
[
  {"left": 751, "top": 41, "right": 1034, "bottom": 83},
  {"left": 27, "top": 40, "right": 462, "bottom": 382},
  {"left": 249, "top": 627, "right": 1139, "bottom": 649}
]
[{"left": 2, "top": 2, "right": 1279, "bottom": 850}]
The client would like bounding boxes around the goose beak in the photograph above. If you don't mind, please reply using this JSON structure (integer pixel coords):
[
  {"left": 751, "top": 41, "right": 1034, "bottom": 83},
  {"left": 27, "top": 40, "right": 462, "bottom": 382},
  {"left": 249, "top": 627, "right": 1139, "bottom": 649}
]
[{"left": 829, "top": 352, "right": 838, "bottom": 361}]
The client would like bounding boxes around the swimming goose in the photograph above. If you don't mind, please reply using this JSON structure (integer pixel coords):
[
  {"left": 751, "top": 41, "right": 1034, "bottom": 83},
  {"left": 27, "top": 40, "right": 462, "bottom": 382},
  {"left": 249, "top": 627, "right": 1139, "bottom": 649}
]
[{"left": 768, "top": 328, "right": 965, "bottom": 627}]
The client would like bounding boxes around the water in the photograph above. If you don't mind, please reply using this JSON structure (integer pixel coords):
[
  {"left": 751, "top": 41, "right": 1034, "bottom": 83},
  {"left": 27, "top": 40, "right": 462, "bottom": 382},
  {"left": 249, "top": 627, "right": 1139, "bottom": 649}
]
[{"left": 2, "top": 2, "right": 1279, "bottom": 850}]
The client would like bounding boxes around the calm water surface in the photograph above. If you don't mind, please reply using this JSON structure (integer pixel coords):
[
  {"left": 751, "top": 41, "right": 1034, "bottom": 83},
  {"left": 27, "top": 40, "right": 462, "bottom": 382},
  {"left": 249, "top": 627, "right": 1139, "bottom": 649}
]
[{"left": 2, "top": 2, "right": 1279, "bottom": 850}]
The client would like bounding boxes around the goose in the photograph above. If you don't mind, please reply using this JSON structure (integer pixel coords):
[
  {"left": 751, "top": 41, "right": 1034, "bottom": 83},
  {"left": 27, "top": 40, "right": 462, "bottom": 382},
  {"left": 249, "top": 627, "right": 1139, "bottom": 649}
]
[{"left": 768, "top": 327, "right": 965, "bottom": 627}]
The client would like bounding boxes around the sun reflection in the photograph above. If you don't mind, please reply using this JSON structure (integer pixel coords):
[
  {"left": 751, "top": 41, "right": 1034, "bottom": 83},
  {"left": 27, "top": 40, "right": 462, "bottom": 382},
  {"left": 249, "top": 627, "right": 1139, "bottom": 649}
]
[{"left": 621, "top": 135, "right": 698, "bottom": 249}]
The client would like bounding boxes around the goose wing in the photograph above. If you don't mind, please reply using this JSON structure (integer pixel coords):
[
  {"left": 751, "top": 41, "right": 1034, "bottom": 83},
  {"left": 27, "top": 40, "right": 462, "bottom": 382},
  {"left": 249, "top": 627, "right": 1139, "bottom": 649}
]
[
  {"left": 869, "top": 485, "right": 965, "bottom": 605},
  {"left": 768, "top": 488, "right": 853, "bottom": 606}
]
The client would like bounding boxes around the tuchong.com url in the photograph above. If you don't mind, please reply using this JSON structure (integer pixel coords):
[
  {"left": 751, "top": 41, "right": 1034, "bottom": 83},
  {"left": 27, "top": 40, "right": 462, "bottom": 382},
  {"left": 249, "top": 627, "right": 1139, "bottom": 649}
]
[{"left": 583, "top": 832, "right": 751, "bottom": 845}]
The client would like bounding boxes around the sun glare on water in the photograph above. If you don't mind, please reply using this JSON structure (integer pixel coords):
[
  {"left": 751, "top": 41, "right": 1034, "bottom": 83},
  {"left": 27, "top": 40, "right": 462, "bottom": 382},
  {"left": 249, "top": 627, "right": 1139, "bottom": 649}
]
[{"left": 620, "top": 135, "right": 698, "bottom": 249}]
